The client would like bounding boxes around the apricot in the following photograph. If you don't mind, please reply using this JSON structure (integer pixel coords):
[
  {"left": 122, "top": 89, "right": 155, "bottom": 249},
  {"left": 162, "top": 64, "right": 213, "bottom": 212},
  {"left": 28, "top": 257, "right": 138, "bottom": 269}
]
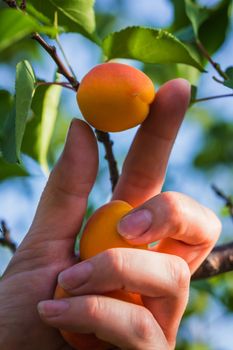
[
  {"left": 55, "top": 200, "right": 148, "bottom": 350},
  {"left": 80, "top": 200, "right": 148, "bottom": 260},
  {"left": 77, "top": 62, "right": 155, "bottom": 132}
]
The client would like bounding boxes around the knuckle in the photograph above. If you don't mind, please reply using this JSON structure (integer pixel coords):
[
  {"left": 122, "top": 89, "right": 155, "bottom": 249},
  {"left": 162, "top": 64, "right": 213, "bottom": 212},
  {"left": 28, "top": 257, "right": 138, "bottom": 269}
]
[
  {"left": 132, "top": 308, "right": 156, "bottom": 343},
  {"left": 161, "top": 192, "right": 184, "bottom": 234},
  {"left": 103, "top": 248, "right": 126, "bottom": 275},
  {"left": 84, "top": 296, "right": 104, "bottom": 322},
  {"left": 168, "top": 256, "right": 190, "bottom": 291}
]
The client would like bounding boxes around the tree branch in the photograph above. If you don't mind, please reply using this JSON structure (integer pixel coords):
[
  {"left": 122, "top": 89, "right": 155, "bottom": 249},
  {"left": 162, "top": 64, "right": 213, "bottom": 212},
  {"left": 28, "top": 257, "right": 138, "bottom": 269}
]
[
  {"left": 192, "top": 93, "right": 233, "bottom": 104},
  {"left": 192, "top": 242, "right": 233, "bottom": 280},
  {"left": 95, "top": 130, "right": 119, "bottom": 192},
  {"left": 196, "top": 40, "right": 228, "bottom": 80},
  {"left": 212, "top": 184, "right": 233, "bottom": 221},
  {"left": 4, "top": 1, "right": 79, "bottom": 90},
  {"left": 0, "top": 220, "right": 16, "bottom": 254},
  {"left": 31, "top": 33, "right": 79, "bottom": 90},
  {"left": 3, "top": 0, "right": 18, "bottom": 9},
  {"left": 20, "top": 0, "right": 26, "bottom": 10}
]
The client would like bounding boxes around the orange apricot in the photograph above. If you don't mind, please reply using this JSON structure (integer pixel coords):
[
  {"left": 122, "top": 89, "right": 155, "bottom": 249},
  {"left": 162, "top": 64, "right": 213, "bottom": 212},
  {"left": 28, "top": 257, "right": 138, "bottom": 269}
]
[
  {"left": 77, "top": 62, "right": 155, "bottom": 132},
  {"left": 80, "top": 200, "right": 148, "bottom": 260},
  {"left": 55, "top": 200, "right": 147, "bottom": 350}
]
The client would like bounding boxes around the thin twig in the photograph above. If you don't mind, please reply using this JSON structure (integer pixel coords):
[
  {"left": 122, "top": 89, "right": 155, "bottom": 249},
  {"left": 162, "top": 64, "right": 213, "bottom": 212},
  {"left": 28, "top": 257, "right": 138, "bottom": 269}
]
[
  {"left": 3, "top": 0, "right": 18, "bottom": 9},
  {"left": 95, "top": 130, "right": 119, "bottom": 192},
  {"left": 20, "top": 0, "right": 26, "bottom": 10},
  {"left": 0, "top": 220, "right": 16, "bottom": 254},
  {"left": 196, "top": 40, "right": 228, "bottom": 80},
  {"left": 212, "top": 184, "right": 233, "bottom": 221},
  {"left": 53, "top": 11, "right": 78, "bottom": 81},
  {"left": 192, "top": 93, "right": 233, "bottom": 104},
  {"left": 36, "top": 81, "right": 75, "bottom": 91},
  {"left": 32, "top": 33, "right": 79, "bottom": 90},
  {"left": 4, "top": 0, "right": 79, "bottom": 89},
  {"left": 192, "top": 242, "right": 233, "bottom": 280},
  {"left": 56, "top": 37, "right": 78, "bottom": 81}
]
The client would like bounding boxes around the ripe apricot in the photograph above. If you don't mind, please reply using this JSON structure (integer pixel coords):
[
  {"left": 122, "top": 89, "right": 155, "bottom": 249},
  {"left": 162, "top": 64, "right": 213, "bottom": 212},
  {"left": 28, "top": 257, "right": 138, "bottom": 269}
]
[
  {"left": 77, "top": 62, "right": 155, "bottom": 132},
  {"left": 55, "top": 200, "right": 147, "bottom": 350},
  {"left": 80, "top": 200, "right": 148, "bottom": 260}
]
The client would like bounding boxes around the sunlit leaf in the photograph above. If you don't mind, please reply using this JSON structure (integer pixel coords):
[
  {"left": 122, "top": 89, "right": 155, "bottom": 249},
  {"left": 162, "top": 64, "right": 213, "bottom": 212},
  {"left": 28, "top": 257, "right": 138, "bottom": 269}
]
[
  {"left": 0, "top": 8, "right": 57, "bottom": 52},
  {"left": 102, "top": 27, "right": 204, "bottom": 71},
  {"left": 29, "top": 0, "right": 98, "bottom": 43},
  {"left": 22, "top": 82, "right": 62, "bottom": 173},
  {"left": 15, "top": 61, "right": 36, "bottom": 161},
  {"left": 49, "top": 0, "right": 96, "bottom": 34}
]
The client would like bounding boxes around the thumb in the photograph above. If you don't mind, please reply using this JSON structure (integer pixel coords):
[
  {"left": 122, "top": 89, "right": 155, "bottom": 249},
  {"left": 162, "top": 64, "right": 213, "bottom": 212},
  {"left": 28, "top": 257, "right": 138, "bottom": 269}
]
[{"left": 28, "top": 119, "right": 98, "bottom": 244}]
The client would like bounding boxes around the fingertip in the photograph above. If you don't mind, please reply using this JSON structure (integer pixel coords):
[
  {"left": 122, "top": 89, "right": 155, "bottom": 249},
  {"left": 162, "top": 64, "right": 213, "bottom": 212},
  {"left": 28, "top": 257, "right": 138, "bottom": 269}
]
[{"left": 157, "top": 78, "right": 191, "bottom": 108}]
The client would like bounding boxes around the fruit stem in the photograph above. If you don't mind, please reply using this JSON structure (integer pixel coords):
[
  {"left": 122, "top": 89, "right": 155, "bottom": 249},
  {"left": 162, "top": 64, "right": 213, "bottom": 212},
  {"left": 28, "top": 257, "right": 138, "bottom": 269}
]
[{"left": 95, "top": 130, "right": 119, "bottom": 192}]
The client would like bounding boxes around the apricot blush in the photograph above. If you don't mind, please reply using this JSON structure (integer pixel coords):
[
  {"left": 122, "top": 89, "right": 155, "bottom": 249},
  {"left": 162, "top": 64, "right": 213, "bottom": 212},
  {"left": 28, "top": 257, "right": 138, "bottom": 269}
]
[{"left": 77, "top": 63, "right": 155, "bottom": 132}]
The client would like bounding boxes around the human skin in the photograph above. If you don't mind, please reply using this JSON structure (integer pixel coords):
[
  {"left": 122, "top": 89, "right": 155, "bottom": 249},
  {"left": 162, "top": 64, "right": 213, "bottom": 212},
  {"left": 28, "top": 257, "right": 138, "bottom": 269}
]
[{"left": 0, "top": 79, "right": 221, "bottom": 350}]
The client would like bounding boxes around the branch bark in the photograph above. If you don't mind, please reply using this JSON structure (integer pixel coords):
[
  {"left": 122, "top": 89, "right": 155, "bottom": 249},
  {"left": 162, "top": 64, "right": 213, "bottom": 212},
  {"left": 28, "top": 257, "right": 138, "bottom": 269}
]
[
  {"left": 196, "top": 40, "right": 228, "bottom": 80},
  {"left": 95, "top": 130, "right": 119, "bottom": 192},
  {"left": 212, "top": 184, "right": 233, "bottom": 221},
  {"left": 32, "top": 33, "right": 79, "bottom": 90},
  {"left": 0, "top": 220, "right": 16, "bottom": 254},
  {"left": 192, "top": 242, "right": 233, "bottom": 280},
  {"left": 4, "top": 0, "right": 18, "bottom": 9}
]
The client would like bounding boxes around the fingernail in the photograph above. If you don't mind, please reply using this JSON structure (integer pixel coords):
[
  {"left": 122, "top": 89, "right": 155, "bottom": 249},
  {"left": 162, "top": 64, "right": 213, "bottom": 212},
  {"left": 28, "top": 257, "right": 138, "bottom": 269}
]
[
  {"left": 58, "top": 261, "right": 93, "bottom": 290},
  {"left": 38, "top": 300, "right": 69, "bottom": 317},
  {"left": 117, "top": 209, "right": 153, "bottom": 239}
]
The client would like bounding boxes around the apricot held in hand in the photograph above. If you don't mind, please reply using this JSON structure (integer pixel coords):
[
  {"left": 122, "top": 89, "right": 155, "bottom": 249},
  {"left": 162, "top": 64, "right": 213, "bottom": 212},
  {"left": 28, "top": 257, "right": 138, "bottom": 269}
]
[
  {"left": 77, "top": 62, "right": 155, "bottom": 132},
  {"left": 80, "top": 200, "right": 147, "bottom": 260},
  {"left": 55, "top": 200, "right": 148, "bottom": 350}
]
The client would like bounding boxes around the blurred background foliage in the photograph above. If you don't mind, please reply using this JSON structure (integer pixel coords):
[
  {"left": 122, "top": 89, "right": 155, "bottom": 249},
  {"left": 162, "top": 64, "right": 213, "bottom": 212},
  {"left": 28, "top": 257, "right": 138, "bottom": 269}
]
[{"left": 0, "top": 0, "right": 233, "bottom": 348}]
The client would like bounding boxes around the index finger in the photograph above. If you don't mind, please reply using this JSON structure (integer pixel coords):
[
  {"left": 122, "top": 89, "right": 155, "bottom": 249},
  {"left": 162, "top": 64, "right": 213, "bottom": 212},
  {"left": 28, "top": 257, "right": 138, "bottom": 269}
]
[{"left": 112, "top": 79, "right": 190, "bottom": 207}]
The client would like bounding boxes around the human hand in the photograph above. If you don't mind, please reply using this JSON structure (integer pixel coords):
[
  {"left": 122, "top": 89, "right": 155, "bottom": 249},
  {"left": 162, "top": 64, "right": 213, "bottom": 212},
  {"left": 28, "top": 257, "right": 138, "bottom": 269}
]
[{"left": 0, "top": 79, "right": 221, "bottom": 350}]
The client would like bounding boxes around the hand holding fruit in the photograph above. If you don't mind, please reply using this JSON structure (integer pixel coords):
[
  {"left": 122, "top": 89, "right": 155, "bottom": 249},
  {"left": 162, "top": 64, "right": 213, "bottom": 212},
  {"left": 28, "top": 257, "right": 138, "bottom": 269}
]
[{"left": 0, "top": 79, "right": 221, "bottom": 350}]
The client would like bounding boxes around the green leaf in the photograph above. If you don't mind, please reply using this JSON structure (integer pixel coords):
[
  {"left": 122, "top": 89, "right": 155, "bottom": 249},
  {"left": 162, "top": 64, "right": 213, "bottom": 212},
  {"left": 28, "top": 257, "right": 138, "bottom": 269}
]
[
  {"left": 0, "top": 90, "right": 13, "bottom": 143},
  {"left": 2, "top": 105, "right": 18, "bottom": 163},
  {"left": 143, "top": 63, "right": 200, "bottom": 87},
  {"left": 96, "top": 12, "right": 116, "bottom": 39},
  {"left": 0, "top": 8, "right": 57, "bottom": 52},
  {"left": 169, "top": 0, "right": 190, "bottom": 32},
  {"left": 102, "top": 27, "right": 204, "bottom": 71},
  {"left": 226, "top": 67, "right": 233, "bottom": 80},
  {"left": 197, "top": 0, "right": 231, "bottom": 54},
  {"left": 29, "top": 0, "right": 98, "bottom": 43},
  {"left": 49, "top": 0, "right": 96, "bottom": 34},
  {"left": 185, "top": 0, "right": 209, "bottom": 38},
  {"left": 0, "top": 157, "right": 28, "bottom": 181},
  {"left": 190, "top": 84, "right": 197, "bottom": 101},
  {"left": 223, "top": 66, "right": 233, "bottom": 90},
  {"left": 15, "top": 61, "right": 36, "bottom": 162},
  {"left": 22, "top": 83, "right": 62, "bottom": 173},
  {"left": 0, "top": 8, "right": 37, "bottom": 52},
  {"left": 2, "top": 61, "right": 36, "bottom": 164}
]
